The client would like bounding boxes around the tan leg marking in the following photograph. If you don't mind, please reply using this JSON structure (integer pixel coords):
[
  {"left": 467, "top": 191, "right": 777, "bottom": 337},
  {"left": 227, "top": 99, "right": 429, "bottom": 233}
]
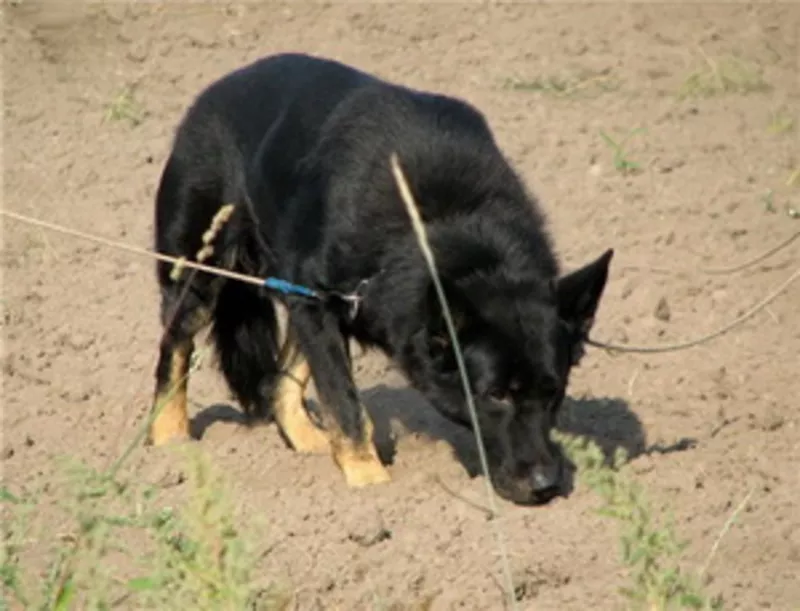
[
  {"left": 149, "top": 342, "right": 192, "bottom": 446},
  {"left": 273, "top": 334, "right": 330, "bottom": 454},
  {"left": 276, "top": 314, "right": 388, "bottom": 486},
  {"left": 328, "top": 406, "right": 391, "bottom": 488}
]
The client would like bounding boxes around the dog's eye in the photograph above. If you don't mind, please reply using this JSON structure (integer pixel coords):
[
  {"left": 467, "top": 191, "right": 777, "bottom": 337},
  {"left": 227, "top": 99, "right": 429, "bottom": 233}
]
[{"left": 490, "top": 388, "right": 507, "bottom": 401}]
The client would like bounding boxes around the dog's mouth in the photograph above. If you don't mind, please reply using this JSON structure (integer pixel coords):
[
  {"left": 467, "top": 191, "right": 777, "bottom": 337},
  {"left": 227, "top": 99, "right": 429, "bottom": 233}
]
[{"left": 425, "top": 396, "right": 570, "bottom": 506}]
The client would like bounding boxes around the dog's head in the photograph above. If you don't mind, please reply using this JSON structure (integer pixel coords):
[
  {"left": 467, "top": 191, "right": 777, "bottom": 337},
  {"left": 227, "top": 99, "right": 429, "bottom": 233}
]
[{"left": 422, "top": 248, "right": 614, "bottom": 506}]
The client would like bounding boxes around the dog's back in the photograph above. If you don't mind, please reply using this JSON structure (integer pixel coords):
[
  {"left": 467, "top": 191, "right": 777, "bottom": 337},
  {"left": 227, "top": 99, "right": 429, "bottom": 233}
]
[
  {"left": 154, "top": 54, "right": 374, "bottom": 263},
  {"left": 155, "top": 53, "right": 539, "bottom": 267},
  {"left": 173, "top": 53, "right": 377, "bottom": 162}
]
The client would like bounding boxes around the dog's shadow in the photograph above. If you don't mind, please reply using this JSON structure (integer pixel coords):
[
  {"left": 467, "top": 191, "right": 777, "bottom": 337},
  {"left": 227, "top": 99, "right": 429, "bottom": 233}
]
[
  {"left": 189, "top": 403, "right": 250, "bottom": 440},
  {"left": 356, "top": 385, "right": 656, "bottom": 478},
  {"left": 359, "top": 385, "right": 697, "bottom": 482},
  {"left": 189, "top": 385, "right": 696, "bottom": 491}
]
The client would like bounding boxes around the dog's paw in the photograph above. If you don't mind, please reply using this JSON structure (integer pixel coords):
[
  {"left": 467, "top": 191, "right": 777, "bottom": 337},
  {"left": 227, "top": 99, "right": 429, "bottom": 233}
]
[
  {"left": 148, "top": 417, "right": 191, "bottom": 447},
  {"left": 339, "top": 453, "right": 391, "bottom": 488}
]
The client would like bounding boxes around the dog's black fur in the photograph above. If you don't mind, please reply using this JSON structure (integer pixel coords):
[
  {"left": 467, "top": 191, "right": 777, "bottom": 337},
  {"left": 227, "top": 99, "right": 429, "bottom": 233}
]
[{"left": 151, "top": 52, "right": 613, "bottom": 506}]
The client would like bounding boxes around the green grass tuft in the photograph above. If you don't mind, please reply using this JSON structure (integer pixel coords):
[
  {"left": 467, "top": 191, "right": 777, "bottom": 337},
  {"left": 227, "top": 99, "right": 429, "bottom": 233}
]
[
  {"left": 767, "top": 108, "right": 795, "bottom": 135},
  {"left": 504, "top": 68, "right": 621, "bottom": 99},
  {"left": 599, "top": 127, "right": 647, "bottom": 175},
  {"left": 1, "top": 449, "right": 288, "bottom": 610},
  {"left": 678, "top": 53, "right": 770, "bottom": 99},
  {"left": 106, "top": 85, "right": 146, "bottom": 127},
  {"left": 554, "top": 431, "right": 724, "bottom": 611}
]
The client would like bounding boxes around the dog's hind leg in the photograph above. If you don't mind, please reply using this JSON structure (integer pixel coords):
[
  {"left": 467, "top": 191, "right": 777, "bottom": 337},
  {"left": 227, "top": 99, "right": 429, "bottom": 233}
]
[
  {"left": 149, "top": 281, "right": 214, "bottom": 446},
  {"left": 150, "top": 151, "right": 232, "bottom": 445},
  {"left": 271, "top": 325, "right": 331, "bottom": 454}
]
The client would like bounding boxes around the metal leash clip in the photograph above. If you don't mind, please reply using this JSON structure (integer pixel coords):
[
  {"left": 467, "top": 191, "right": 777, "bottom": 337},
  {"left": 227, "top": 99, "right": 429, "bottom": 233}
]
[{"left": 329, "top": 278, "right": 371, "bottom": 322}]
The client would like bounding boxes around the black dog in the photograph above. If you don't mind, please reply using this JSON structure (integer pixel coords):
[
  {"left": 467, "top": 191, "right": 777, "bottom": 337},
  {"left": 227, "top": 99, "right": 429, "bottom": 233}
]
[{"left": 149, "top": 52, "right": 613, "bottom": 506}]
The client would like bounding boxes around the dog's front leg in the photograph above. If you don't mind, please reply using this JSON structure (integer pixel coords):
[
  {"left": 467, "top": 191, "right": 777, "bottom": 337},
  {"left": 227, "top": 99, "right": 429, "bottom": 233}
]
[{"left": 289, "top": 303, "right": 391, "bottom": 488}]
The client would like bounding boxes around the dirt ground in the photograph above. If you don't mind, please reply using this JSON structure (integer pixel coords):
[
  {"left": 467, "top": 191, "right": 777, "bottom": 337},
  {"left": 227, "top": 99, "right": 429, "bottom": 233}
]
[{"left": 3, "top": 2, "right": 799, "bottom": 610}]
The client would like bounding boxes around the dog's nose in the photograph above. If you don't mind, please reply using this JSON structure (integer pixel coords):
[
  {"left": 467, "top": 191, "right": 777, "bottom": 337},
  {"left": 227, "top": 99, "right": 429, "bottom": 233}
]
[{"left": 531, "top": 463, "right": 561, "bottom": 494}]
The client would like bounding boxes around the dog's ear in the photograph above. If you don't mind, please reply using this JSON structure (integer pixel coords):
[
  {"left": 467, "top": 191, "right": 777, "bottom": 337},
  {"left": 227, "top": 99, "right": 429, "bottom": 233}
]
[{"left": 554, "top": 248, "right": 614, "bottom": 335}]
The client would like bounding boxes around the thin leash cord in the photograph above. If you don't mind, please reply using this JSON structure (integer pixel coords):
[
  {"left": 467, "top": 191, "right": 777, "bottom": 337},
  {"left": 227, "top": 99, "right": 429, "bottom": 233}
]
[
  {"left": 619, "top": 230, "right": 800, "bottom": 276},
  {"left": 686, "top": 229, "right": 798, "bottom": 275},
  {"left": 1, "top": 209, "right": 362, "bottom": 304},
  {"left": 4, "top": 206, "right": 797, "bottom": 356},
  {"left": 389, "top": 155, "right": 517, "bottom": 611},
  {"left": 1, "top": 209, "right": 268, "bottom": 288},
  {"left": 587, "top": 265, "right": 800, "bottom": 354}
]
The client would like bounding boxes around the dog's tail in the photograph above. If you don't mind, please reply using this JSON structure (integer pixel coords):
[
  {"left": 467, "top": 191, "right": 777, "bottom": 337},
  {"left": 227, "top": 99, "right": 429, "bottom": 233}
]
[{"left": 210, "top": 276, "right": 281, "bottom": 421}]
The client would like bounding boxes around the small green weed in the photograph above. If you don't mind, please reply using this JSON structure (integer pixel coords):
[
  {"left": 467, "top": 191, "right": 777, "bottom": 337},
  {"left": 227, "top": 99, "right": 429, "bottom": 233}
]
[
  {"left": 678, "top": 52, "right": 770, "bottom": 99},
  {"left": 599, "top": 127, "right": 647, "bottom": 175},
  {"left": 760, "top": 188, "right": 799, "bottom": 220},
  {"left": 504, "top": 68, "right": 621, "bottom": 99},
  {"left": 554, "top": 431, "right": 724, "bottom": 611},
  {"left": 106, "top": 85, "right": 146, "bottom": 127},
  {"left": 505, "top": 75, "right": 572, "bottom": 95},
  {"left": 786, "top": 168, "right": 800, "bottom": 189},
  {"left": 767, "top": 108, "right": 795, "bottom": 135},
  {"left": 761, "top": 189, "right": 777, "bottom": 214}
]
